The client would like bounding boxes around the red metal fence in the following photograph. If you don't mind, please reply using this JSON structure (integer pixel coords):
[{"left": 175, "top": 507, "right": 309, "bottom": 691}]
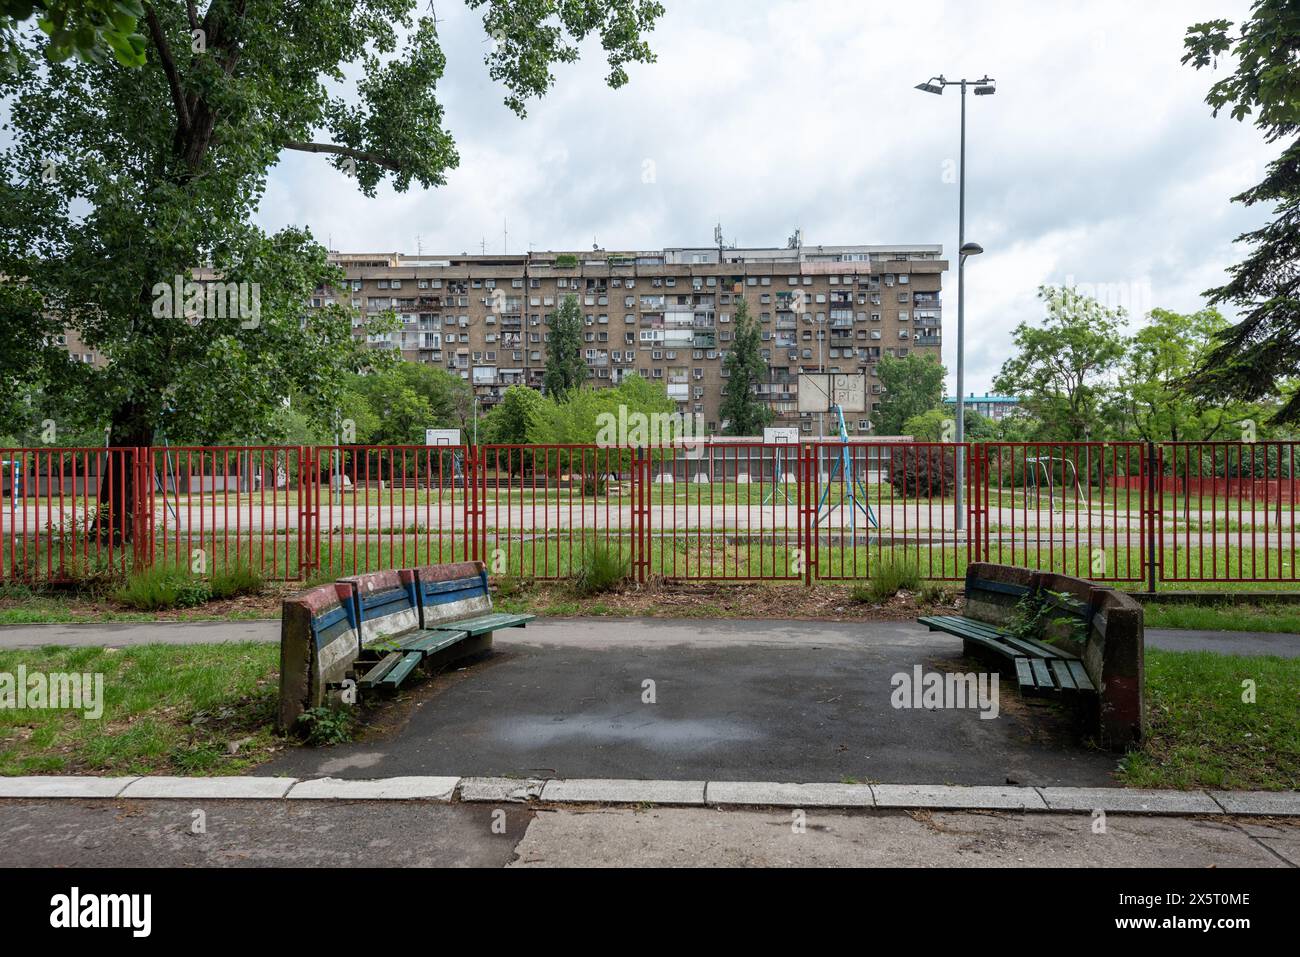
[{"left": 3, "top": 441, "right": 1298, "bottom": 590}]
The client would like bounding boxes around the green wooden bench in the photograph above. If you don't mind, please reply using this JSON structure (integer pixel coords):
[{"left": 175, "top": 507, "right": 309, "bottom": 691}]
[
  {"left": 344, "top": 564, "right": 533, "bottom": 693},
  {"left": 917, "top": 569, "right": 1096, "bottom": 698}
]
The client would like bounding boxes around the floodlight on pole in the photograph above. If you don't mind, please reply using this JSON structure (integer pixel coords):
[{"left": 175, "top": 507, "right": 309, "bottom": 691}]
[{"left": 915, "top": 73, "right": 997, "bottom": 534}]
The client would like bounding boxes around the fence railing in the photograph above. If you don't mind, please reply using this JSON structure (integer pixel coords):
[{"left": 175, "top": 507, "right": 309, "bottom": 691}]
[{"left": 3, "top": 440, "right": 1298, "bottom": 590}]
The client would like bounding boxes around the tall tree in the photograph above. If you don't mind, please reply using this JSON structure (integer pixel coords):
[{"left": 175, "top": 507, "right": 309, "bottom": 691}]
[
  {"left": 1, "top": 0, "right": 147, "bottom": 72},
  {"left": 543, "top": 293, "right": 588, "bottom": 396},
  {"left": 0, "top": 0, "right": 663, "bottom": 536},
  {"left": 1118, "top": 307, "right": 1268, "bottom": 442},
  {"left": 871, "top": 353, "right": 945, "bottom": 436},
  {"left": 993, "top": 285, "right": 1127, "bottom": 441},
  {"left": 1182, "top": 2, "right": 1300, "bottom": 422},
  {"left": 719, "top": 299, "right": 772, "bottom": 435}
]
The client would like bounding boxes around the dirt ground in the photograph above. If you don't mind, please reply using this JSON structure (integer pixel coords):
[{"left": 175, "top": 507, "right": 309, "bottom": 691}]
[{"left": 2, "top": 578, "right": 966, "bottom": 623}]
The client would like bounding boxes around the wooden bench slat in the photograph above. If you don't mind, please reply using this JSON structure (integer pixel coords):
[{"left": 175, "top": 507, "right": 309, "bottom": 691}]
[
  {"left": 969, "top": 579, "right": 1032, "bottom": 597},
  {"left": 377, "top": 651, "right": 424, "bottom": 689},
  {"left": 1049, "top": 658, "right": 1078, "bottom": 691},
  {"left": 1011, "top": 634, "right": 1081, "bottom": 661},
  {"left": 917, "top": 615, "right": 1004, "bottom": 639},
  {"left": 1029, "top": 657, "right": 1054, "bottom": 690},
  {"left": 399, "top": 629, "right": 470, "bottom": 655},
  {"left": 429, "top": 611, "right": 535, "bottom": 636},
  {"left": 1013, "top": 657, "right": 1037, "bottom": 693},
  {"left": 996, "top": 633, "right": 1062, "bottom": 660},
  {"left": 358, "top": 652, "right": 403, "bottom": 689},
  {"left": 1067, "top": 660, "right": 1096, "bottom": 692}
]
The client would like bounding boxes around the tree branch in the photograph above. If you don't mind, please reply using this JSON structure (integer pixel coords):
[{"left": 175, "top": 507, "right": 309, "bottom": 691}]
[
  {"left": 145, "top": 5, "right": 191, "bottom": 133},
  {"left": 283, "top": 140, "right": 402, "bottom": 172}
]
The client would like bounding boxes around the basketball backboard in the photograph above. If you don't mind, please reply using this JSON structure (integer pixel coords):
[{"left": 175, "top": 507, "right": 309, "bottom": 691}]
[
  {"left": 796, "top": 373, "right": 867, "bottom": 413},
  {"left": 763, "top": 427, "right": 800, "bottom": 444},
  {"left": 424, "top": 429, "right": 461, "bottom": 446}
]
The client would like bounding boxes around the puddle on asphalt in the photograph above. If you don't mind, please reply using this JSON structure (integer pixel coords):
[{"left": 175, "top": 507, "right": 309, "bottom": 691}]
[{"left": 495, "top": 714, "right": 762, "bottom": 748}]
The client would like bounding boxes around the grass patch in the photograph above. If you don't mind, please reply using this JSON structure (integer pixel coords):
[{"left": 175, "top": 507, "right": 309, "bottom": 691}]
[
  {"left": 1142, "top": 602, "right": 1300, "bottom": 634},
  {"left": 851, "top": 556, "right": 922, "bottom": 604},
  {"left": 209, "top": 562, "right": 265, "bottom": 601},
  {"left": 295, "top": 705, "right": 358, "bottom": 746},
  {"left": 0, "top": 643, "right": 281, "bottom": 776},
  {"left": 113, "top": 565, "right": 211, "bottom": 611},
  {"left": 1119, "top": 649, "right": 1299, "bottom": 791},
  {"left": 573, "top": 541, "right": 630, "bottom": 596}
]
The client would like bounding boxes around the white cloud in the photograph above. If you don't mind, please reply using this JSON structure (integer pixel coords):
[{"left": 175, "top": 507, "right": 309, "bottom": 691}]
[{"left": 255, "top": 0, "right": 1279, "bottom": 393}]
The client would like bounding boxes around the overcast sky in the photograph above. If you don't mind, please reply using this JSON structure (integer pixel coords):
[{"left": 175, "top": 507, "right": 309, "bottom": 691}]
[{"left": 258, "top": 0, "right": 1276, "bottom": 396}]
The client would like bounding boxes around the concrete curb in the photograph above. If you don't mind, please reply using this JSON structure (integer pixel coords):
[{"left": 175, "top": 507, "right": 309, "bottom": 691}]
[{"left": 0, "top": 776, "right": 1295, "bottom": 816}]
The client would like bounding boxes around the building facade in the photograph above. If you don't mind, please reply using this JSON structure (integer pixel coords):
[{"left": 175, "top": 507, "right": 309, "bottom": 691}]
[
  {"left": 315, "top": 243, "right": 946, "bottom": 435},
  {"left": 944, "top": 393, "right": 1020, "bottom": 422}
]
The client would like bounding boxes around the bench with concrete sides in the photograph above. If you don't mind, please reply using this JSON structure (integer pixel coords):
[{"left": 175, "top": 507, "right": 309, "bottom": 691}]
[
  {"left": 919, "top": 562, "right": 1145, "bottom": 750},
  {"left": 277, "top": 561, "right": 532, "bottom": 732}
]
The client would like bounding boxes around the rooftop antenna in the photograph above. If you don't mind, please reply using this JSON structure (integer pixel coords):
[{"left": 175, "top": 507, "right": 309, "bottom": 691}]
[
  {"left": 592, "top": 237, "right": 599, "bottom": 251},
  {"left": 787, "top": 227, "right": 802, "bottom": 251},
  {"left": 714, "top": 222, "right": 725, "bottom": 260},
  {"left": 479, "top": 236, "right": 486, "bottom": 255},
  {"left": 503, "top": 217, "right": 508, "bottom": 254},
  {"left": 416, "top": 233, "right": 423, "bottom": 256}
]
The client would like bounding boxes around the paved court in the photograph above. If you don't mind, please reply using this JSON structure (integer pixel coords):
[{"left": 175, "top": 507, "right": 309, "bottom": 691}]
[
  {"left": 2, "top": 616, "right": 1294, "bottom": 787},
  {"left": 261, "top": 618, "right": 1121, "bottom": 786}
]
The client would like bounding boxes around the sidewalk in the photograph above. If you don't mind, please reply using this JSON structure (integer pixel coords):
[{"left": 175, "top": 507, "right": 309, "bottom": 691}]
[
  {"left": 1, "top": 617, "right": 1297, "bottom": 656},
  {"left": 1, "top": 778, "right": 1296, "bottom": 867}
]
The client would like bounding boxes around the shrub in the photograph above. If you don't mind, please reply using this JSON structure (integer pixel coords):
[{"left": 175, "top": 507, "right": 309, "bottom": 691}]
[
  {"left": 114, "top": 565, "right": 212, "bottom": 610},
  {"left": 210, "top": 563, "right": 265, "bottom": 600},
  {"left": 574, "top": 541, "right": 629, "bottom": 595},
  {"left": 889, "top": 445, "right": 956, "bottom": 498},
  {"left": 296, "top": 705, "right": 357, "bottom": 745},
  {"left": 851, "top": 556, "right": 922, "bottom": 604}
]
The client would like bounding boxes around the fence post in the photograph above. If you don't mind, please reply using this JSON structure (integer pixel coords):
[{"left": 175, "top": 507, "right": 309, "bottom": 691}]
[
  {"left": 632, "top": 447, "right": 643, "bottom": 584},
  {"left": 132, "top": 448, "right": 146, "bottom": 574},
  {"left": 802, "top": 443, "right": 813, "bottom": 586},
  {"left": 1146, "top": 441, "right": 1158, "bottom": 594}
]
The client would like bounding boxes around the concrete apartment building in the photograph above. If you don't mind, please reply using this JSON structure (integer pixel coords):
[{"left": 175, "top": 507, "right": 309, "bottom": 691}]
[{"left": 315, "top": 243, "right": 947, "bottom": 434}]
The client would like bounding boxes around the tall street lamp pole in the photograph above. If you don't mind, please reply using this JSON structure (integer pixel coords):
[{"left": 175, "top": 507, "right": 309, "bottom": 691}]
[{"left": 915, "top": 74, "right": 994, "bottom": 532}]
